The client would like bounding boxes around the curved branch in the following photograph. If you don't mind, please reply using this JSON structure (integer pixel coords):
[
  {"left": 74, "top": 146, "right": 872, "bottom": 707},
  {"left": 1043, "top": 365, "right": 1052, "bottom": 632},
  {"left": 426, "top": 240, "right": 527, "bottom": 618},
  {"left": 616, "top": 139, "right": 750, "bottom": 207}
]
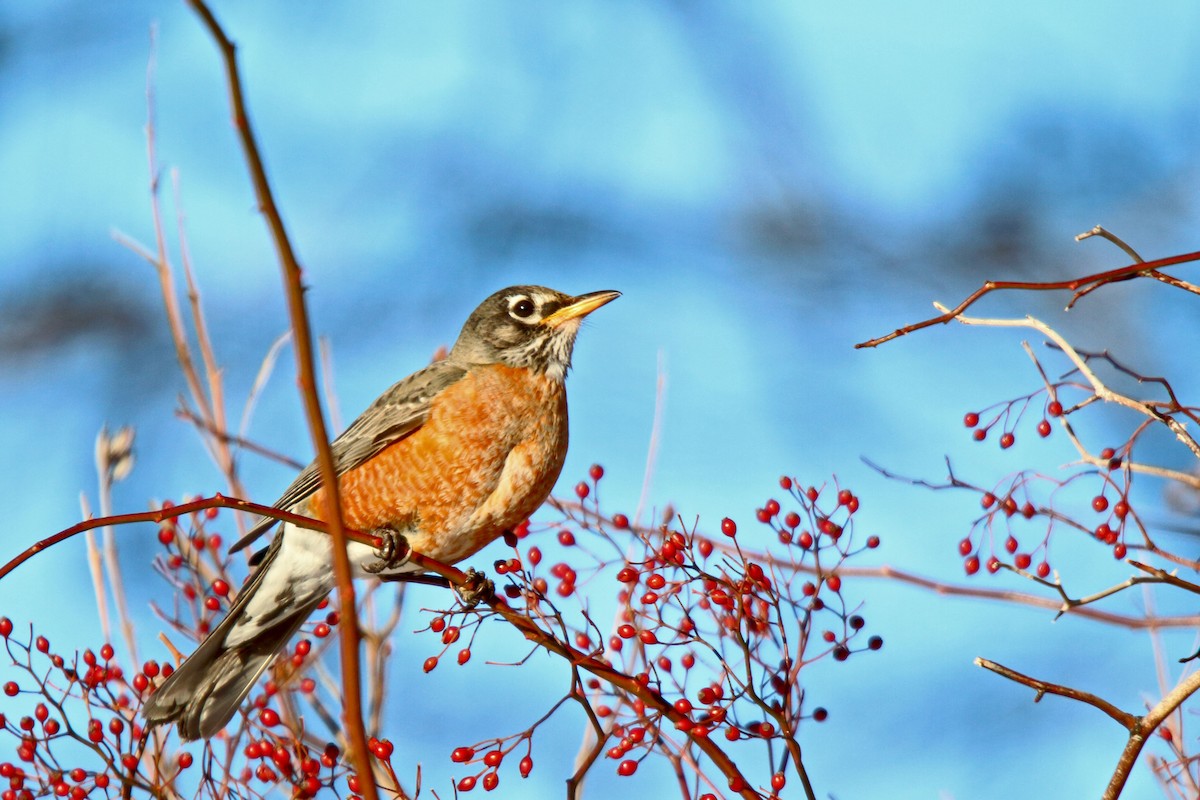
[
  {"left": 1, "top": 495, "right": 377, "bottom": 583},
  {"left": 856, "top": 248, "right": 1200, "bottom": 349}
]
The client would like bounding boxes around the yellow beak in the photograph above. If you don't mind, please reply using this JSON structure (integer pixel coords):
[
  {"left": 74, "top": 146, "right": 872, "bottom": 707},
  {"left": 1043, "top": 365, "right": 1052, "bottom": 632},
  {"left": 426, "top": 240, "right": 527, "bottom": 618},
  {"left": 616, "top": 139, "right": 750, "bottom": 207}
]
[{"left": 542, "top": 290, "right": 621, "bottom": 328}]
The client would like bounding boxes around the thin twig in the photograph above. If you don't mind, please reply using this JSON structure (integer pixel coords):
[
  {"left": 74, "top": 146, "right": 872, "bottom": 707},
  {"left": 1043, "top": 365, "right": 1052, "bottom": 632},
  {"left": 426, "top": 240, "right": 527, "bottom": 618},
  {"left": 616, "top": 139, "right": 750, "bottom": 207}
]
[{"left": 856, "top": 248, "right": 1200, "bottom": 348}]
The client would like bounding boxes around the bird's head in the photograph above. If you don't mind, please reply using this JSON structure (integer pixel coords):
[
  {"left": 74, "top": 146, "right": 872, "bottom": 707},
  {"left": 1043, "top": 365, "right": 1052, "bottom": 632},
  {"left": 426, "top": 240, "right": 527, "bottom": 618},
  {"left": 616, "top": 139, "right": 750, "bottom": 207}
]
[{"left": 450, "top": 286, "right": 620, "bottom": 380}]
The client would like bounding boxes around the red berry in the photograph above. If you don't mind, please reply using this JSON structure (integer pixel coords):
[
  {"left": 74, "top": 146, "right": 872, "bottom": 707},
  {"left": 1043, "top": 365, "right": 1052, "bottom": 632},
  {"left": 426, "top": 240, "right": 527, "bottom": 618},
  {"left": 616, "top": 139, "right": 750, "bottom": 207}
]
[
  {"left": 697, "top": 539, "right": 713, "bottom": 558},
  {"left": 837, "top": 489, "right": 853, "bottom": 506},
  {"left": 0, "top": 619, "right": 10, "bottom": 638},
  {"left": 457, "top": 775, "right": 476, "bottom": 791},
  {"left": 212, "top": 580, "right": 230, "bottom": 597},
  {"left": 575, "top": 482, "right": 590, "bottom": 499},
  {"left": 519, "top": 755, "right": 533, "bottom": 777},
  {"left": 1014, "top": 553, "right": 1032, "bottom": 569},
  {"left": 964, "top": 412, "right": 980, "bottom": 427},
  {"left": 589, "top": 464, "right": 604, "bottom": 481},
  {"left": 720, "top": 518, "right": 737, "bottom": 537},
  {"left": 779, "top": 476, "right": 793, "bottom": 490},
  {"left": 557, "top": 530, "right": 576, "bottom": 546},
  {"left": 612, "top": 514, "right": 629, "bottom": 529},
  {"left": 825, "top": 575, "right": 842, "bottom": 592},
  {"left": 973, "top": 429, "right": 986, "bottom": 441},
  {"left": 812, "top": 707, "right": 828, "bottom": 722},
  {"left": 1113, "top": 501, "right": 1129, "bottom": 519},
  {"left": 957, "top": 538, "right": 971, "bottom": 556},
  {"left": 451, "top": 747, "right": 475, "bottom": 763},
  {"left": 259, "top": 709, "right": 279, "bottom": 727},
  {"left": 617, "top": 760, "right": 637, "bottom": 776},
  {"left": 999, "top": 432, "right": 1015, "bottom": 449},
  {"left": 772, "top": 773, "right": 786, "bottom": 791},
  {"left": 1047, "top": 400, "right": 1063, "bottom": 417},
  {"left": 1004, "top": 536, "right": 1018, "bottom": 554},
  {"left": 1037, "top": 420, "right": 1052, "bottom": 438},
  {"left": 1092, "top": 496, "right": 1109, "bottom": 513},
  {"left": 1036, "top": 561, "right": 1051, "bottom": 578},
  {"left": 964, "top": 556, "right": 980, "bottom": 575},
  {"left": 986, "top": 556, "right": 1001, "bottom": 574},
  {"left": 980, "top": 493, "right": 996, "bottom": 509},
  {"left": 1100, "top": 447, "right": 1115, "bottom": 460},
  {"left": 1113, "top": 543, "right": 1127, "bottom": 559},
  {"left": 3, "top": 682, "right": 17, "bottom": 697},
  {"left": 423, "top": 656, "right": 439, "bottom": 673}
]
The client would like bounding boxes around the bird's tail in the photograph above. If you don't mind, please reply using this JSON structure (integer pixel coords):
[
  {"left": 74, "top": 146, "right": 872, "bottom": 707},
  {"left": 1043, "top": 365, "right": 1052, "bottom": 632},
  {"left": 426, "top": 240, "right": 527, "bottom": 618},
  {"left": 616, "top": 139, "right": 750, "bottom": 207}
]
[{"left": 142, "top": 534, "right": 330, "bottom": 740}]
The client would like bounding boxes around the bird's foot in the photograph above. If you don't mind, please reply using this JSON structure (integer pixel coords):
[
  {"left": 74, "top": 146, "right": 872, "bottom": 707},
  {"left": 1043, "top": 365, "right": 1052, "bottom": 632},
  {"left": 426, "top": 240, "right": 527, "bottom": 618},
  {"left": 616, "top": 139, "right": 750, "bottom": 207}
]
[
  {"left": 362, "top": 526, "right": 412, "bottom": 574},
  {"left": 456, "top": 568, "right": 495, "bottom": 609}
]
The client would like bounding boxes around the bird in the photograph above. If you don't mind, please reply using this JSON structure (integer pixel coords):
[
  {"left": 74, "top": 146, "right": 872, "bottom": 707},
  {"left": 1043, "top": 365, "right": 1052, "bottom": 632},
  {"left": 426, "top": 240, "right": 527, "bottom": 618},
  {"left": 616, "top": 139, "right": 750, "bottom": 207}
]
[{"left": 141, "top": 285, "right": 619, "bottom": 740}]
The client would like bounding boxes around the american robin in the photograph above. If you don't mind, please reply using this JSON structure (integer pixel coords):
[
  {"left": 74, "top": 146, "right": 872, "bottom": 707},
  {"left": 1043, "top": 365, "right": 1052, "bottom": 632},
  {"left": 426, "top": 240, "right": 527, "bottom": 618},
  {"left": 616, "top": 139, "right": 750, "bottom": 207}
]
[{"left": 142, "top": 285, "right": 619, "bottom": 740}]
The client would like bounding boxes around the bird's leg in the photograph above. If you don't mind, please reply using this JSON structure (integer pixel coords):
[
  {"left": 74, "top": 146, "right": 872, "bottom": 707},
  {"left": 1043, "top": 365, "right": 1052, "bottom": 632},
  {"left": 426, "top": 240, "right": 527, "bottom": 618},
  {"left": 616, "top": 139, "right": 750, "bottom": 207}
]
[
  {"left": 455, "top": 568, "right": 495, "bottom": 609},
  {"left": 361, "top": 525, "right": 412, "bottom": 573}
]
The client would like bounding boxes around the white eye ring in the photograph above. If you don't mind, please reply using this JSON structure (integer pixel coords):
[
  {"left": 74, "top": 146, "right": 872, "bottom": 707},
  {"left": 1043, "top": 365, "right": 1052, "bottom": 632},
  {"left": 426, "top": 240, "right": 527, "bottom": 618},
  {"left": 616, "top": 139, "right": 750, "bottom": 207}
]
[{"left": 509, "top": 296, "right": 537, "bottom": 320}]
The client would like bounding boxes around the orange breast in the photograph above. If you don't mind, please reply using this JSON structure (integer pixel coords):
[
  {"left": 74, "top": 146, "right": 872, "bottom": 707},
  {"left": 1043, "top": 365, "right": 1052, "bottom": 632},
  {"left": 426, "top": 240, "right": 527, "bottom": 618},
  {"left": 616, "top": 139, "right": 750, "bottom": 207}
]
[{"left": 303, "top": 364, "right": 568, "bottom": 564}]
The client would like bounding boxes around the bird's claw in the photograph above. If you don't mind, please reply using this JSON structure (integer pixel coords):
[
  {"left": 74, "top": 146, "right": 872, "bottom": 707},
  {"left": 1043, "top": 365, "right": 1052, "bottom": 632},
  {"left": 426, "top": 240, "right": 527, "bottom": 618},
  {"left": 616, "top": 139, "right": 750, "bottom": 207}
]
[
  {"left": 456, "top": 568, "right": 495, "bottom": 609},
  {"left": 362, "top": 527, "right": 411, "bottom": 574}
]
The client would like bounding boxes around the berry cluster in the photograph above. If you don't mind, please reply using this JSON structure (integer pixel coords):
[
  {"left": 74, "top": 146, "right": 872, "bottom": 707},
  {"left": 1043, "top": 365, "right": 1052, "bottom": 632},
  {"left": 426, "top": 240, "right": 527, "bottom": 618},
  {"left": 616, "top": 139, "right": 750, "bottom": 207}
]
[
  {"left": 422, "top": 465, "right": 882, "bottom": 797},
  {"left": 0, "top": 622, "right": 169, "bottom": 799},
  {"left": 956, "top": 391, "right": 1137, "bottom": 576},
  {"left": 962, "top": 389, "right": 1065, "bottom": 450}
]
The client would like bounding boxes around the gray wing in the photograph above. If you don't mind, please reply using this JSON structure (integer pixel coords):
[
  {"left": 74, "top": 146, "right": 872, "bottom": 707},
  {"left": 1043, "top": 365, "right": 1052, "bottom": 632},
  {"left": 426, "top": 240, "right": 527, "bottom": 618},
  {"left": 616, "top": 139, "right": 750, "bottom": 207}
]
[{"left": 229, "top": 359, "right": 468, "bottom": 553}]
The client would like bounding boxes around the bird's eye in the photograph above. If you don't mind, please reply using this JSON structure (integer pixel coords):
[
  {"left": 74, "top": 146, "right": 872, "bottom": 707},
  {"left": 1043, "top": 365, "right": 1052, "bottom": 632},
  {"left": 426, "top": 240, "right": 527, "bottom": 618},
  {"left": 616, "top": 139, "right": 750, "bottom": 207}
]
[{"left": 511, "top": 298, "right": 536, "bottom": 319}]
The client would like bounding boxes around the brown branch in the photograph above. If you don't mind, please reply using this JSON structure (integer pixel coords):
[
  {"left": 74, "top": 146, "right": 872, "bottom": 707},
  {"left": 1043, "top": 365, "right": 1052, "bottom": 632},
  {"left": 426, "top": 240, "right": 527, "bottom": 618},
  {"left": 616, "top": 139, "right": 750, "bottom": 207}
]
[
  {"left": 795, "top": 563, "right": 1200, "bottom": 630},
  {"left": 975, "top": 657, "right": 1136, "bottom": 727},
  {"left": 175, "top": 404, "right": 306, "bottom": 470},
  {"left": 977, "top": 654, "right": 1200, "bottom": 799},
  {"left": 182, "top": 3, "right": 375, "bottom": 797},
  {"left": 855, "top": 248, "right": 1200, "bottom": 348}
]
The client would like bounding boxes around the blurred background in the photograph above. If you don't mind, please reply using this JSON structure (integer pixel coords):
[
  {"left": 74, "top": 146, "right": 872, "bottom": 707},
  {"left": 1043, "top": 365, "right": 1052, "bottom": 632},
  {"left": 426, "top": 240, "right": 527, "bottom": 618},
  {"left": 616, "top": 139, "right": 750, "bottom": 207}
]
[{"left": 3, "top": 3, "right": 1200, "bottom": 797}]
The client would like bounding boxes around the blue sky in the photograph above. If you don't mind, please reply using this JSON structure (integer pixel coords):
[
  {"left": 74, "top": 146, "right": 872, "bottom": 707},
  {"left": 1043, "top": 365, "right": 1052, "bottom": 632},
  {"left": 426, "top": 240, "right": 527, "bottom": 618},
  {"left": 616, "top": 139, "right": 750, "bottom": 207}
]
[{"left": 2, "top": 3, "right": 1200, "bottom": 798}]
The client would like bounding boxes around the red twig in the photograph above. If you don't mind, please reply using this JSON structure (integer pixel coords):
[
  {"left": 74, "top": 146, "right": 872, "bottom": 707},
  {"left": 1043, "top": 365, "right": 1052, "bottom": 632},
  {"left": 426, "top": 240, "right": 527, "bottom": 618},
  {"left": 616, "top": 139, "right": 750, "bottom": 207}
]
[
  {"left": 182, "top": 2, "right": 375, "bottom": 796},
  {"left": 855, "top": 249, "right": 1200, "bottom": 348},
  {"left": 0, "top": 495, "right": 377, "bottom": 584}
]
